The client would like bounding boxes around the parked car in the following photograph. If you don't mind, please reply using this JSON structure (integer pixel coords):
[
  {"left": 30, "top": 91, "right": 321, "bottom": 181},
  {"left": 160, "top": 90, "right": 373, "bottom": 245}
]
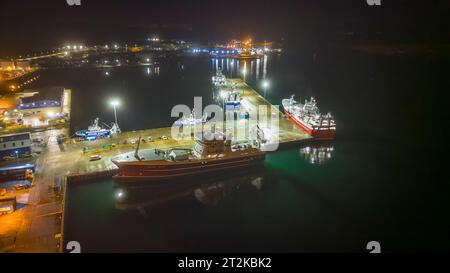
[
  {"left": 32, "top": 138, "right": 44, "bottom": 143},
  {"left": 13, "top": 184, "right": 30, "bottom": 191},
  {"left": 147, "top": 136, "right": 153, "bottom": 142},
  {"left": 161, "top": 136, "right": 168, "bottom": 140},
  {"left": 90, "top": 155, "right": 102, "bottom": 161}
]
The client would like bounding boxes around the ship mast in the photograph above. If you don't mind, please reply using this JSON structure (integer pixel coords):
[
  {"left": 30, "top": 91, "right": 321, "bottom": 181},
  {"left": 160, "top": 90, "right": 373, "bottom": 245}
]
[{"left": 134, "top": 137, "right": 142, "bottom": 161}]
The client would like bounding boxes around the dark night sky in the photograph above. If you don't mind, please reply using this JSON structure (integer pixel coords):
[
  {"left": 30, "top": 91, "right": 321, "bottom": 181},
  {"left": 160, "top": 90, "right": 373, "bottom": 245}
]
[{"left": 0, "top": 0, "right": 449, "bottom": 56}]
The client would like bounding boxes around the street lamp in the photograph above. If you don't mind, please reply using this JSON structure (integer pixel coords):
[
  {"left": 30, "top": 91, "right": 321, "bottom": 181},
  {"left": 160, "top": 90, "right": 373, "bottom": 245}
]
[
  {"left": 262, "top": 80, "right": 270, "bottom": 99},
  {"left": 110, "top": 99, "right": 121, "bottom": 130}
]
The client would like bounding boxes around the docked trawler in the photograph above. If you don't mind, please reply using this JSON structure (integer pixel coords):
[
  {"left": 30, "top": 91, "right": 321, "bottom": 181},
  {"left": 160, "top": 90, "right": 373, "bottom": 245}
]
[
  {"left": 174, "top": 110, "right": 208, "bottom": 126},
  {"left": 282, "top": 95, "right": 336, "bottom": 140},
  {"left": 75, "top": 118, "right": 120, "bottom": 140},
  {"left": 111, "top": 127, "right": 266, "bottom": 182},
  {"left": 224, "top": 91, "right": 241, "bottom": 111},
  {"left": 212, "top": 69, "right": 227, "bottom": 87}
]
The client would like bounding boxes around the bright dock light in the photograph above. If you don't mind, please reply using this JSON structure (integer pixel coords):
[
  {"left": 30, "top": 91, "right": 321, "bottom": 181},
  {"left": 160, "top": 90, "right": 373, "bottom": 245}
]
[
  {"left": 262, "top": 80, "right": 270, "bottom": 99},
  {"left": 110, "top": 99, "right": 121, "bottom": 131},
  {"left": 111, "top": 99, "right": 120, "bottom": 107}
]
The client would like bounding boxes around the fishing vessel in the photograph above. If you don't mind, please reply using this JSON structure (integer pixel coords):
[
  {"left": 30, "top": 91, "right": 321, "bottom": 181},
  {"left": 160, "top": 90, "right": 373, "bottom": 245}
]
[
  {"left": 224, "top": 91, "right": 241, "bottom": 111},
  {"left": 212, "top": 69, "right": 227, "bottom": 87},
  {"left": 173, "top": 110, "right": 208, "bottom": 127},
  {"left": 112, "top": 127, "right": 266, "bottom": 182},
  {"left": 75, "top": 118, "right": 119, "bottom": 140},
  {"left": 236, "top": 52, "right": 262, "bottom": 60},
  {"left": 282, "top": 95, "right": 336, "bottom": 140}
]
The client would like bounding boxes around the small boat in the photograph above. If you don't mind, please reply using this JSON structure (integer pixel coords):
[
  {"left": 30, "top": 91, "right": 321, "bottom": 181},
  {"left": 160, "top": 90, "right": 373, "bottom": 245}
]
[
  {"left": 236, "top": 52, "right": 263, "bottom": 60},
  {"left": 75, "top": 118, "right": 119, "bottom": 140},
  {"left": 224, "top": 91, "right": 241, "bottom": 111},
  {"left": 173, "top": 110, "right": 207, "bottom": 127},
  {"left": 212, "top": 69, "right": 227, "bottom": 87}
]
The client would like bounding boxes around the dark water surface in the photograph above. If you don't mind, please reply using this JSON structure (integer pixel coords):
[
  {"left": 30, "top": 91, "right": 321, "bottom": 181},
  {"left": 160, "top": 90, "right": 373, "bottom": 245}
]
[{"left": 32, "top": 49, "right": 448, "bottom": 252}]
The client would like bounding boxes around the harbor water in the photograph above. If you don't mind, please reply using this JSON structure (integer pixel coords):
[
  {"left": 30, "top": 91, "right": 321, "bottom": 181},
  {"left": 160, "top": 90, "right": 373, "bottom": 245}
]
[{"left": 30, "top": 48, "right": 448, "bottom": 252}]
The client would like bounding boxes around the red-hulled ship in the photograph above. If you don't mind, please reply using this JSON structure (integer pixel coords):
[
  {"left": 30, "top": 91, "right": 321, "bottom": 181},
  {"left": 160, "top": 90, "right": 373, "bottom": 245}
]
[
  {"left": 111, "top": 130, "right": 266, "bottom": 182},
  {"left": 282, "top": 95, "right": 336, "bottom": 140}
]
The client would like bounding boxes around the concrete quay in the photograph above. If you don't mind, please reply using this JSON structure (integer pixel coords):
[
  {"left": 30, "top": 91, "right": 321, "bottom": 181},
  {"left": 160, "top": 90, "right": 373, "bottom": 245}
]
[{"left": 0, "top": 79, "right": 313, "bottom": 253}]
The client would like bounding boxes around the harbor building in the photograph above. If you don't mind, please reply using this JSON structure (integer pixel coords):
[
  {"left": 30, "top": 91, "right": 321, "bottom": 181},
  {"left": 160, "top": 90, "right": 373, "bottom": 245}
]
[
  {"left": 15, "top": 61, "right": 31, "bottom": 71},
  {"left": 0, "top": 195, "right": 17, "bottom": 215},
  {"left": 0, "top": 60, "right": 31, "bottom": 71},
  {"left": 0, "top": 60, "right": 15, "bottom": 71},
  {"left": 61, "top": 89, "right": 72, "bottom": 118},
  {"left": 0, "top": 132, "right": 32, "bottom": 159},
  {"left": 17, "top": 88, "right": 71, "bottom": 118},
  {"left": 18, "top": 99, "right": 62, "bottom": 116}
]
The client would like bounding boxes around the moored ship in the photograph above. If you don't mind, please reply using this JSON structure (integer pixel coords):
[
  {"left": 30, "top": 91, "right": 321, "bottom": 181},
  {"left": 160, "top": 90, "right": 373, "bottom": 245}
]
[
  {"left": 111, "top": 128, "right": 266, "bottom": 182},
  {"left": 282, "top": 95, "right": 336, "bottom": 140},
  {"left": 173, "top": 110, "right": 208, "bottom": 127},
  {"left": 212, "top": 69, "right": 227, "bottom": 87},
  {"left": 236, "top": 52, "right": 263, "bottom": 60},
  {"left": 75, "top": 118, "right": 120, "bottom": 140},
  {"left": 224, "top": 91, "right": 241, "bottom": 111}
]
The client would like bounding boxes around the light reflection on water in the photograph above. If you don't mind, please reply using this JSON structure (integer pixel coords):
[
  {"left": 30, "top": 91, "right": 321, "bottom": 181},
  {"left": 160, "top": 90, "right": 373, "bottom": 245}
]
[
  {"left": 113, "top": 169, "right": 266, "bottom": 215},
  {"left": 299, "top": 143, "right": 335, "bottom": 165},
  {"left": 211, "top": 56, "right": 270, "bottom": 81},
  {"left": 60, "top": 49, "right": 446, "bottom": 252}
]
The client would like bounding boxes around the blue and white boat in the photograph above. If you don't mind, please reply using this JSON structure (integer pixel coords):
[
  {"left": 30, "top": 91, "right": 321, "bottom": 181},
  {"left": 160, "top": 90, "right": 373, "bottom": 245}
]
[
  {"left": 224, "top": 91, "right": 241, "bottom": 111},
  {"left": 75, "top": 118, "right": 119, "bottom": 140}
]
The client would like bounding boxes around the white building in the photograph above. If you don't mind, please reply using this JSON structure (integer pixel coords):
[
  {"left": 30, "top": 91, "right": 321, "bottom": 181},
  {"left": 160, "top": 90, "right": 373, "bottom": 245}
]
[{"left": 0, "top": 133, "right": 32, "bottom": 159}]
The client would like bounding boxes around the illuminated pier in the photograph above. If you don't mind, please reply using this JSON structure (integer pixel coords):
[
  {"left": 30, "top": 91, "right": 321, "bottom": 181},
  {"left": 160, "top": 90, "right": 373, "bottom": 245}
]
[{"left": 1, "top": 79, "right": 312, "bottom": 253}]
